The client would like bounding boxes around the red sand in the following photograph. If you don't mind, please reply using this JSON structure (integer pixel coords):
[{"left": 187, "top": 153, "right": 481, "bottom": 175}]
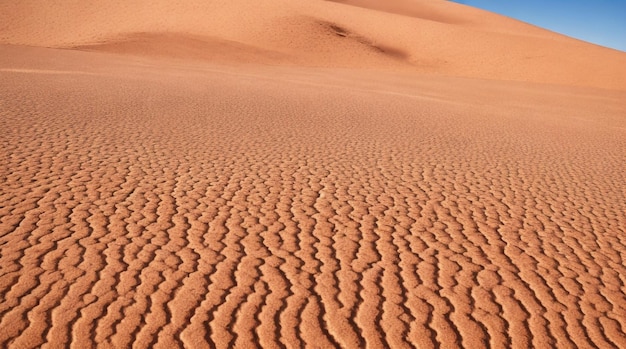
[{"left": 1, "top": 1, "right": 626, "bottom": 348}]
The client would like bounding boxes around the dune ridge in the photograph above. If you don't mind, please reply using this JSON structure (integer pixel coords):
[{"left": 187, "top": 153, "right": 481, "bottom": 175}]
[
  {"left": 1, "top": 0, "right": 625, "bottom": 88},
  {"left": 1, "top": 1, "right": 626, "bottom": 348}
]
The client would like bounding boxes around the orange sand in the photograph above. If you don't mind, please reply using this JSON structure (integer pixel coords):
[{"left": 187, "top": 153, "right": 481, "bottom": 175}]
[{"left": 1, "top": 1, "right": 626, "bottom": 348}]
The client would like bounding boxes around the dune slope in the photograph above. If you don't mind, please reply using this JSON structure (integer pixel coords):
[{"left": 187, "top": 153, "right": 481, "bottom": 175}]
[
  {"left": 1, "top": 1, "right": 626, "bottom": 348},
  {"left": 1, "top": 0, "right": 625, "bottom": 88}
]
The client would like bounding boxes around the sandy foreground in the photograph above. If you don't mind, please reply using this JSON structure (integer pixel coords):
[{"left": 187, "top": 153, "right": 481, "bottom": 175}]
[{"left": 1, "top": 1, "right": 626, "bottom": 348}]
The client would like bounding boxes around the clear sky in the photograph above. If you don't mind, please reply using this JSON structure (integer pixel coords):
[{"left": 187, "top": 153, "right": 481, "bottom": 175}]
[{"left": 450, "top": 0, "right": 626, "bottom": 52}]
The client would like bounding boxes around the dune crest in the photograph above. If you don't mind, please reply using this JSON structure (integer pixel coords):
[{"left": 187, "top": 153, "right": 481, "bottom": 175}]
[{"left": 1, "top": 0, "right": 625, "bottom": 88}]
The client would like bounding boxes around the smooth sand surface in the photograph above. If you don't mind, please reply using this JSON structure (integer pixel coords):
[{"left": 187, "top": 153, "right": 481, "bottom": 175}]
[{"left": 1, "top": 1, "right": 626, "bottom": 348}]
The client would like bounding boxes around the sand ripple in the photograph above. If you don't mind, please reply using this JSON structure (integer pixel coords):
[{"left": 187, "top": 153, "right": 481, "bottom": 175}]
[{"left": 1, "top": 50, "right": 626, "bottom": 348}]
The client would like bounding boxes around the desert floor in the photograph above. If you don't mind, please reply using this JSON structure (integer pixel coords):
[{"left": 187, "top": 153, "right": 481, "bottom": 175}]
[{"left": 1, "top": 1, "right": 626, "bottom": 348}]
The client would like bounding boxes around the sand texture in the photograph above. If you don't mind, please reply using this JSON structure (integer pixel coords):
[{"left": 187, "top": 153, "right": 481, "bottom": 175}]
[{"left": 1, "top": 1, "right": 626, "bottom": 348}]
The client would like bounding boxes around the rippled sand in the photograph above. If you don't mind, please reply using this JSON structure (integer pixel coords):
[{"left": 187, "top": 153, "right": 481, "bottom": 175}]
[{"left": 1, "top": 1, "right": 626, "bottom": 348}]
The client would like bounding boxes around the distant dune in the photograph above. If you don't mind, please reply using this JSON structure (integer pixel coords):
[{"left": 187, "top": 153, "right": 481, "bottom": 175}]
[
  {"left": 1, "top": 1, "right": 626, "bottom": 348},
  {"left": 1, "top": 0, "right": 625, "bottom": 88}
]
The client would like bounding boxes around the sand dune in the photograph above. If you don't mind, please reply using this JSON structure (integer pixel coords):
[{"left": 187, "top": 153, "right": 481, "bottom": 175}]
[
  {"left": 2, "top": 0, "right": 626, "bottom": 88},
  {"left": 1, "top": 1, "right": 626, "bottom": 348}
]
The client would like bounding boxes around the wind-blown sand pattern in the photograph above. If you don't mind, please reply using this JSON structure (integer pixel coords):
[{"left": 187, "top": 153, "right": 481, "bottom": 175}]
[{"left": 1, "top": 1, "right": 626, "bottom": 348}]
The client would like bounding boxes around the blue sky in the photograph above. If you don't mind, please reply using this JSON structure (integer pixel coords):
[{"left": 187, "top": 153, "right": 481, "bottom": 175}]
[{"left": 451, "top": 0, "right": 626, "bottom": 52}]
